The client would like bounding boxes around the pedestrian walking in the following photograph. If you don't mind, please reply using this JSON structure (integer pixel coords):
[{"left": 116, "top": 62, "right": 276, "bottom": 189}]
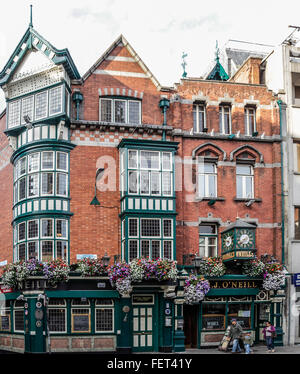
[
  {"left": 262, "top": 321, "right": 276, "bottom": 353},
  {"left": 243, "top": 332, "right": 253, "bottom": 354},
  {"left": 229, "top": 319, "right": 243, "bottom": 353}
]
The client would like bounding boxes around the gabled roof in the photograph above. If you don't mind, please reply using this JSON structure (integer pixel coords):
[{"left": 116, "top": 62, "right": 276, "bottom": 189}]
[
  {"left": 81, "top": 34, "right": 162, "bottom": 90},
  {"left": 0, "top": 26, "right": 80, "bottom": 86}
]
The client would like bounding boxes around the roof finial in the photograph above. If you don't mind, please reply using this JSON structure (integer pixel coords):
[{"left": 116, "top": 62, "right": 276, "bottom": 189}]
[
  {"left": 181, "top": 52, "right": 188, "bottom": 78},
  {"left": 29, "top": 4, "right": 33, "bottom": 28},
  {"left": 215, "top": 40, "right": 220, "bottom": 62}
]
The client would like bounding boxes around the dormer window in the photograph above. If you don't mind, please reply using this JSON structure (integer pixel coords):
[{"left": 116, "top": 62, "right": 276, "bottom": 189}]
[{"left": 100, "top": 97, "right": 141, "bottom": 124}]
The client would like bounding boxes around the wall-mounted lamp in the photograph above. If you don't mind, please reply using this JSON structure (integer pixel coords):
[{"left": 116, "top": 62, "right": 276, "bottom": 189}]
[
  {"left": 101, "top": 252, "right": 111, "bottom": 266},
  {"left": 72, "top": 91, "right": 83, "bottom": 120},
  {"left": 90, "top": 168, "right": 105, "bottom": 206},
  {"left": 159, "top": 97, "right": 170, "bottom": 141}
]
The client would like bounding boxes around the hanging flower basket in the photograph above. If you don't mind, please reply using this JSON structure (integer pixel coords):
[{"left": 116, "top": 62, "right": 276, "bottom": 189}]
[
  {"left": 242, "top": 257, "right": 265, "bottom": 277},
  {"left": 76, "top": 258, "right": 107, "bottom": 277},
  {"left": 42, "top": 259, "right": 70, "bottom": 286},
  {"left": 196, "top": 256, "right": 226, "bottom": 277},
  {"left": 184, "top": 274, "right": 210, "bottom": 304},
  {"left": 262, "top": 262, "right": 286, "bottom": 290}
]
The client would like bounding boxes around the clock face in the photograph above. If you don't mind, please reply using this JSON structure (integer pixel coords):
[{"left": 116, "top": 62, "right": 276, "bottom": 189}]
[
  {"left": 237, "top": 229, "right": 255, "bottom": 249},
  {"left": 222, "top": 232, "right": 234, "bottom": 250}
]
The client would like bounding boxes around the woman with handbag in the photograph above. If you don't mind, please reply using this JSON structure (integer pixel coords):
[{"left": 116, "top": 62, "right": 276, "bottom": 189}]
[{"left": 262, "top": 321, "right": 276, "bottom": 353}]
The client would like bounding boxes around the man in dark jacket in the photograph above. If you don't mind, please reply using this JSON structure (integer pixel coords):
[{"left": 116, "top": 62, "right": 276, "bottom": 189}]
[{"left": 229, "top": 319, "right": 243, "bottom": 353}]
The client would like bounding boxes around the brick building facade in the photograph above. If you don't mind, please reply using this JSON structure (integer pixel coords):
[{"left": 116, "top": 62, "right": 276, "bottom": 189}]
[{"left": 0, "top": 22, "right": 286, "bottom": 353}]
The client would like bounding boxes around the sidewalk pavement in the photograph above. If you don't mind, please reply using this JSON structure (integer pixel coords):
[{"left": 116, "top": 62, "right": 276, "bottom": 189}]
[{"left": 184, "top": 343, "right": 300, "bottom": 354}]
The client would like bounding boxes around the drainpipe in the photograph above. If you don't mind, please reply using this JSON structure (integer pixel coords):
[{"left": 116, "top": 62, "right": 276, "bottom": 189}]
[
  {"left": 159, "top": 97, "right": 170, "bottom": 141},
  {"left": 277, "top": 99, "right": 286, "bottom": 265},
  {"left": 72, "top": 91, "right": 83, "bottom": 120}
]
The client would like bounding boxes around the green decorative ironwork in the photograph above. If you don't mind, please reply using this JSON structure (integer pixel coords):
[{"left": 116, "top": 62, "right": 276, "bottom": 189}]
[{"left": 181, "top": 52, "right": 188, "bottom": 78}]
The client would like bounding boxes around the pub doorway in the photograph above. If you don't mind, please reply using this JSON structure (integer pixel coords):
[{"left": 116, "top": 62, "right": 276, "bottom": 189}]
[{"left": 183, "top": 305, "right": 198, "bottom": 348}]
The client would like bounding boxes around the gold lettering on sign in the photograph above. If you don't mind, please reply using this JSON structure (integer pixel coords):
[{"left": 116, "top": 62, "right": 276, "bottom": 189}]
[
  {"left": 222, "top": 282, "right": 229, "bottom": 288},
  {"left": 231, "top": 282, "right": 237, "bottom": 288}
]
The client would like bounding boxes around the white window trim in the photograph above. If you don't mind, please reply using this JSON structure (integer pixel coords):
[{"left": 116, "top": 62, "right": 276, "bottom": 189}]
[
  {"left": 27, "top": 240, "right": 39, "bottom": 260},
  {"left": 35, "top": 91, "right": 49, "bottom": 121},
  {"left": 162, "top": 152, "right": 172, "bottom": 171},
  {"left": 128, "top": 100, "right": 141, "bottom": 124},
  {"left": 41, "top": 240, "right": 54, "bottom": 261},
  {"left": 128, "top": 239, "right": 139, "bottom": 262},
  {"left": 128, "top": 218, "right": 139, "bottom": 238},
  {"left": 8, "top": 100, "right": 21, "bottom": 128},
  {"left": 128, "top": 170, "right": 139, "bottom": 195},
  {"left": 163, "top": 219, "right": 173, "bottom": 238},
  {"left": 56, "top": 219, "right": 68, "bottom": 239},
  {"left": 114, "top": 99, "right": 127, "bottom": 124},
  {"left": 219, "top": 105, "right": 232, "bottom": 135},
  {"left": 18, "top": 177, "right": 27, "bottom": 201},
  {"left": 236, "top": 165, "right": 254, "bottom": 199},
  {"left": 27, "top": 219, "right": 39, "bottom": 240},
  {"left": 95, "top": 307, "right": 114, "bottom": 333},
  {"left": 56, "top": 152, "right": 68, "bottom": 172},
  {"left": 99, "top": 98, "right": 113, "bottom": 122},
  {"left": 140, "top": 151, "right": 160, "bottom": 171},
  {"left": 27, "top": 172, "right": 39, "bottom": 198},
  {"left": 162, "top": 171, "right": 172, "bottom": 197},
  {"left": 41, "top": 151, "right": 54, "bottom": 171},
  {"left": 56, "top": 240, "right": 68, "bottom": 261},
  {"left": 199, "top": 225, "right": 218, "bottom": 257},
  {"left": 41, "top": 172, "right": 54, "bottom": 196},
  {"left": 150, "top": 239, "right": 161, "bottom": 259},
  {"left": 56, "top": 172, "right": 68, "bottom": 197},
  {"left": 49, "top": 86, "right": 63, "bottom": 117},
  {"left": 140, "top": 170, "right": 150, "bottom": 196},
  {"left": 128, "top": 150, "right": 138, "bottom": 170},
  {"left": 140, "top": 218, "right": 161, "bottom": 238},
  {"left": 17, "top": 243, "right": 26, "bottom": 261},
  {"left": 193, "top": 104, "right": 206, "bottom": 133},
  {"left": 163, "top": 240, "right": 173, "bottom": 259},
  {"left": 21, "top": 95, "right": 34, "bottom": 125},
  {"left": 41, "top": 218, "right": 54, "bottom": 239},
  {"left": 197, "top": 163, "right": 217, "bottom": 198},
  {"left": 18, "top": 222, "right": 26, "bottom": 242},
  {"left": 150, "top": 171, "right": 161, "bottom": 196},
  {"left": 28, "top": 153, "right": 40, "bottom": 173},
  {"left": 245, "top": 107, "right": 256, "bottom": 136},
  {"left": 48, "top": 307, "right": 67, "bottom": 334}
]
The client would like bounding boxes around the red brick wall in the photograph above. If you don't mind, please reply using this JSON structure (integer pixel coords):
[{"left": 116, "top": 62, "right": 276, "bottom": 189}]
[{"left": 0, "top": 113, "right": 13, "bottom": 265}]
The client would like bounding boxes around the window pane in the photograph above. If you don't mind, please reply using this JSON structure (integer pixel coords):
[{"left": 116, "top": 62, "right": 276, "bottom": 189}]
[
  {"left": 114, "top": 100, "right": 126, "bottom": 123},
  {"left": 141, "top": 219, "right": 160, "bottom": 237},
  {"left": 129, "top": 240, "right": 138, "bottom": 261},
  {"left": 163, "top": 241, "right": 172, "bottom": 259},
  {"left": 129, "top": 218, "right": 138, "bottom": 237},
  {"left": 48, "top": 309, "right": 66, "bottom": 332},
  {"left": 28, "top": 173, "right": 39, "bottom": 197},
  {"left": 57, "top": 173, "right": 67, "bottom": 196},
  {"left": 56, "top": 241, "right": 67, "bottom": 260},
  {"left": 28, "top": 220, "right": 39, "bottom": 239},
  {"left": 198, "top": 174, "right": 205, "bottom": 197},
  {"left": 42, "top": 219, "right": 53, "bottom": 238},
  {"left": 18, "top": 222, "right": 26, "bottom": 241},
  {"left": 193, "top": 106, "right": 197, "bottom": 132},
  {"left": 19, "top": 158, "right": 26, "bottom": 176},
  {"left": 42, "top": 152, "right": 54, "bottom": 169},
  {"left": 162, "top": 172, "right": 171, "bottom": 196},
  {"left": 199, "top": 225, "right": 216, "bottom": 234},
  {"left": 236, "top": 165, "right": 252, "bottom": 175},
  {"left": 141, "top": 240, "right": 150, "bottom": 258},
  {"left": 151, "top": 171, "right": 160, "bottom": 195},
  {"left": 208, "top": 174, "right": 216, "bottom": 196},
  {"left": 42, "top": 241, "right": 53, "bottom": 262},
  {"left": 128, "top": 150, "right": 138, "bottom": 169},
  {"left": 100, "top": 99, "right": 112, "bottom": 122},
  {"left": 28, "top": 241, "right": 38, "bottom": 259},
  {"left": 198, "top": 107, "right": 205, "bottom": 132},
  {"left": 14, "top": 310, "right": 24, "bottom": 331},
  {"left": 245, "top": 176, "right": 253, "bottom": 198},
  {"left": 96, "top": 309, "right": 113, "bottom": 332},
  {"left": 28, "top": 153, "right": 39, "bottom": 173},
  {"left": 236, "top": 175, "right": 243, "bottom": 198},
  {"left": 162, "top": 153, "right": 172, "bottom": 170},
  {"left": 163, "top": 220, "right": 172, "bottom": 237},
  {"left": 41, "top": 173, "right": 53, "bottom": 194},
  {"left": 297, "top": 144, "right": 300, "bottom": 173},
  {"left": 21, "top": 95, "right": 34, "bottom": 124},
  {"left": 128, "top": 171, "right": 138, "bottom": 194},
  {"left": 128, "top": 101, "right": 140, "bottom": 124},
  {"left": 57, "top": 152, "right": 67, "bottom": 171},
  {"left": 49, "top": 86, "right": 62, "bottom": 115},
  {"left": 140, "top": 171, "right": 150, "bottom": 194},
  {"left": 141, "top": 151, "right": 159, "bottom": 170},
  {"left": 204, "top": 163, "right": 215, "bottom": 173},
  {"left": 18, "top": 243, "right": 26, "bottom": 261},
  {"left": 152, "top": 241, "right": 160, "bottom": 260},
  {"left": 18, "top": 177, "right": 26, "bottom": 200},
  {"left": 56, "top": 220, "right": 67, "bottom": 238},
  {"left": 8, "top": 100, "right": 20, "bottom": 128},
  {"left": 35, "top": 91, "right": 48, "bottom": 119}
]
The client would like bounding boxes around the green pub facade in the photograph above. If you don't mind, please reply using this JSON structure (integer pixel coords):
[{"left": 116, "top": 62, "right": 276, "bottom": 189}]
[{"left": 0, "top": 13, "right": 286, "bottom": 353}]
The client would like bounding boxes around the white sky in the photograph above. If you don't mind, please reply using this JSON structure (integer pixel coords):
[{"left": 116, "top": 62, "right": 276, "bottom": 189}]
[{"left": 1, "top": 0, "right": 300, "bottom": 109}]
